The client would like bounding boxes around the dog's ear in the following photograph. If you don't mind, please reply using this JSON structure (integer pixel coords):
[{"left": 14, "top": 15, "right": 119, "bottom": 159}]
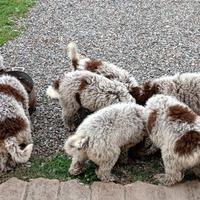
[
  {"left": 129, "top": 86, "right": 142, "bottom": 104},
  {"left": 78, "top": 137, "right": 89, "bottom": 150},
  {"left": 139, "top": 82, "right": 159, "bottom": 105}
]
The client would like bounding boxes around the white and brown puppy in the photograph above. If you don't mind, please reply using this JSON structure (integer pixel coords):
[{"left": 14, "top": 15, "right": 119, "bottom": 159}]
[
  {"left": 64, "top": 102, "right": 147, "bottom": 182},
  {"left": 135, "top": 73, "right": 200, "bottom": 113},
  {"left": 146, "top": 94, "right": 200, "bottom": 185},
  {"left": 67, "top": 42, "right": 138, "bottom": 91},
  {"left": 0, "top": 74, "right": 33, "bottom": 172},
  {"left": 46, "top": 70, "right": 135, "bottom": 131}
]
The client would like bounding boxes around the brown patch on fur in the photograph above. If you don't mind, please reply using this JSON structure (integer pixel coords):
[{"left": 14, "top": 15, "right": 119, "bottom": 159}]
[
  {"left": 175, "top": 130, "right": 200, "bottom": 155},
  {"left": 0, "top": 84, "right": 25, "bottom": 104},
  {"left": 75, "top": 93, "right": 81, "bottom": 106},
  {"left": 0, "top": 117, "right": 27, "bottom": 140},
  {"left": 52, "top": 79, "right": 60, "bottom": 90},
  {"left": 85, "top": 60, "right": 102, "bottom": 72},
  {"left": 129, "top": 87, "right": 142, "bottom": 104},
  {"left": 130, "top": 82, "right": 159, "bottom": 106},
  {"left": 0, "top": 69, "right": 6, "bottom": 75},
  {"left": 79, "top": 78, "right": 88, "bottom": 91},
  {"left": 105, "top": 75, "right": 114, "bottom": 80},
  {"left": 168, "top": 105, "right": 197, "bottom": 123},
  {"left": 72, "top": 58, "right": 78, "bottom": 70},
  {"left": 147, "top": 110, "right": 157, "bottom": 134}
]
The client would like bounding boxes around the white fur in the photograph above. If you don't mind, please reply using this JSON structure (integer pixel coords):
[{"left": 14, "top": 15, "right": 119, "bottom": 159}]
[
  {"left": 64, "top": 102, "right": 147, "bottom": 181},
  {"left": 46, "top": 85, "right": 60, "bottom": 99},
  {"left": 145, "top": 94, "right": 200, "bottom": 185},
  {"left": 47, "top": 70, "right": 136, "bottom": 131}
]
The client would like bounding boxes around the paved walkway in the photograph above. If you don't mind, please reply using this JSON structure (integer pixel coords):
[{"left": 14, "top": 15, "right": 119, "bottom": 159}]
[{"left": 1, "top": 178, "right": 200, "bottom": 200}]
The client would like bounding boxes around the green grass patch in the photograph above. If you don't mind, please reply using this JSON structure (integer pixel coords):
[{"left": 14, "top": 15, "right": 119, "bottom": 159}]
[
  {"left": 0, "top": 0, "right": 35, "bottom": 46},
  {"left": 0, "top": 154, "right": 98, "bottom": 184},
  {"left": 1, "top": 154, "right": 198, "bottom": 185}
]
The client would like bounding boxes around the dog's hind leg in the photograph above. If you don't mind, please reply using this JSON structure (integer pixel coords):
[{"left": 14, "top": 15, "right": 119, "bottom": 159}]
[{"left": 95, "top": 148, "right": 120, "bottom": 182}]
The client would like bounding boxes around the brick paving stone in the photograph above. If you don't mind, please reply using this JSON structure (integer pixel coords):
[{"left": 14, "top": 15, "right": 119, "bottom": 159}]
[
  {"left": 125, "top": 181, "right": 166, "bottom": 200},
  {"left": 184, "top": 181, "right": 200, "bottom": 200},
  {"left": 26, "top": 178, "right": 60, "bottom": 200},
  {"left": 1, "top": 178, "right": 200, "bottom": 200},
  {"left": 58, "top": 180, "right": 91, "bottom": 200},
  {"left": 91, "top": 182, "right": 125, "bottom": 200},
  {"left": 163, "top": 182, "right": 191, "bottom": 200},
  {"left": 0, "top": 177, "right": 28, "bottom": 200}
]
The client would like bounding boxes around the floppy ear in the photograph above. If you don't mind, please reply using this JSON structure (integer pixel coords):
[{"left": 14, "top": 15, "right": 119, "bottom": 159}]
[
  {"left": 138, "top": 82, "right": 159, "bottom": 105},
  {"left": 78, "top": 137, "right": 89, "bottom": 150}
]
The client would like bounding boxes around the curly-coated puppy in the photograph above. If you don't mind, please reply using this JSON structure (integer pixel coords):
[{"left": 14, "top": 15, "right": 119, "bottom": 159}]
[
  {"left": 135, "top": 73, "right": 200, "bottom": 114},
  {"left": 0, "top": 74, "right": 33, "bottom": 172},
  {"left": 67, "top": 42, "right": 138, "bottom": 91},
  {"left": 46, "top": 70, "right": 135, "bottom": 131},
  {"left": 146, "top": 94, "right": 200, "bottom": 185},
  {"left": 64, "top": 102, "right": 147, "bottom": 182}
]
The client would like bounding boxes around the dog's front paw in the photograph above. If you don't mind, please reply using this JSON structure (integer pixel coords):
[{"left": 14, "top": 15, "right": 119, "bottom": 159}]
[{"left": 154, "top": 173, "right": 174, "bottom": 186}]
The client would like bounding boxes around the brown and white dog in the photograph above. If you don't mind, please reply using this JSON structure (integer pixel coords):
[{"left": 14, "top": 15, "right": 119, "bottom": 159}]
[
  {"left": 67, "top": 42, "right": 138, "bottom": 91},
  {"left": 0, "top": 74, "right": 33, "bottom": 172},
  {"left": 146, "top": 94, "right": 200, "bottom": 185},
  {"left": 130, "top": 73, "right": 200, "bottom": 157},
  {"left": 46, "top": 70, "right": 135, "bottom": 131},
  {"left": 134, "top": 73, "right": 200, "bottom": 114}
]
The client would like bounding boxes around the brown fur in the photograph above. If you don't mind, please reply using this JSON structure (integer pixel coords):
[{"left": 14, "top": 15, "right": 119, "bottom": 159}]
[
  {"left": 168, "top": 105, "right": 197, "bottom": 123},
  {"left": 85, "top": 60, "right": 102, "bottom": 72},
  {"left": 72, "top": 58, "right": 78, "bottom": 70},
  {"left": 129, "top": 87, "right": 142, "bottom": 104},
  {"left": 79, "top": 78, "right": 88, "bottom": 91},
  {"left": 138, "top": 82, "right": 159, "bottom": 105},
  {"left": 0, "top": 84, "right": 25, "bottom": 104},
  {"left": 75, "top": 93, "right": 81, "bottom": 106},
  {"left": 0, "top": 117, "right": 27, "bottom": 140},
  {"left": 105, "top": 75, "right": 114, "bottom": 80},
  {"left": 175, "top": 130, "right": 200, "bottom": 155},
  {"left": 147, "top": 110, "right": 157, "bottom": 134},
  {"left": 52, "top": 79, "right": 60, "bottom": 90}
]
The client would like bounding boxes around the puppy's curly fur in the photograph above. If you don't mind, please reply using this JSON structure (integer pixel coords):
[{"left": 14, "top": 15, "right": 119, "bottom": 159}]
[
  {"left": 137, "top": 73, "right": 200, "bottom": 113},
  {"left": 131, "top": 73, "right": 200, "bottom": 157},
  {"left": 67, "top": 42, "right": 138, "bottom": 91},
  {"left": 146, "top": 94, "right": 200, "bottom": 186},
  {"left": 0, "top": 75, "right": 33, "bottom": 172},
  {"left": 64, "top": 102, "right": 147, "bottom": 182},
  {"left": 46, "top": 70, "right": 135, "bottom": 131}
]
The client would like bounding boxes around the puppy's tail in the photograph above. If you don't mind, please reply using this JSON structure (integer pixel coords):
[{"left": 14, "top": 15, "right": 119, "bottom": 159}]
[
  {"left": 67, "top": 42, "right": 80, "bottom": 70},
  {"left": 64, "top": 134, "right": 89, "bottom": 156},
  {"left": 46, "top": 79, "right": 60, "bottom": 99},
  {"left": 5, "top": 137, "right": 33, "bottom": 164}
]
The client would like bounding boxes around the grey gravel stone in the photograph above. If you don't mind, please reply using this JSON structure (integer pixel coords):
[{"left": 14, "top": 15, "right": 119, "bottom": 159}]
[{"left": 0, "top": 0, "right": 199, "bottom": 155}]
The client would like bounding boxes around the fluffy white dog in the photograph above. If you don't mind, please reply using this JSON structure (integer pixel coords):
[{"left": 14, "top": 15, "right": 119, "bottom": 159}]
[
  {"left": 64, "top": 102, "right": 147, "bottom": 181},
  {"left": 46, "top": 70, "right": 135, "bottom": 131}
]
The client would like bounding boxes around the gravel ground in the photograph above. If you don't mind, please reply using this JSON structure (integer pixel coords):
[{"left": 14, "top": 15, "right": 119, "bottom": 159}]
[{"left": 0, "top": 0, "right": 199, "bottom": 156}]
